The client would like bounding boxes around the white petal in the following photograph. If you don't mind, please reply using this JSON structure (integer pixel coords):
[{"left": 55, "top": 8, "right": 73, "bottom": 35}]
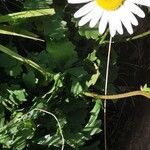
[
  {"left": 68, "top": 0, "right": 92, "bottom": 4},
  {"left": 118, "top": 7, "right": 134, "bottom": 34},
  {"left": 122, "top": 20, "right": 133, "bottom": 34},
  {"left": 124, "top": 6, "right": 139, "bottom": 26},
  {"left": 125, "top": 1, "right": 145, "bottom": 18},
  {"left": 130, "top": 0, "right": 150, "bottom": 7},
  {"left": 89, "top": 7, "right": 103, "bottom": 28},
  {"left": 78, "top": 8, "right": 97, "bottom": 26},
  {"left": 109, "top": 21, "right": 116, "bottom": 37},
  {"left": 109, "top": 12, "right": 123, "bottom": 35},
  {"left": 99, "top": 12, "right": 109, "bottom": 35},
  {"left": 74, "top": 2, "right": 95, "bottom": 18},
  {"left": 122, "top": 4, "right": 138, "bottom": 26},
  {"left": 128, "top": 12, "right": 138, "bottom": 26}
]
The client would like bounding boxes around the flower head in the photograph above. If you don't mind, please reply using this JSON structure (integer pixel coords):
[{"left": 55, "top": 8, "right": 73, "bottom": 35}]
[{"left": 68, "top": 0, "right": 150, "bottom": 37}]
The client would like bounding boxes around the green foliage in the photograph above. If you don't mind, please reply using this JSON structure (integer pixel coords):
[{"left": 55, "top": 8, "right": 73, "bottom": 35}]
[
  {"left": 0, "top": 9, "right": 55, "bottom": 23},
  {"left": 141, "top": 84, "right": 150, "bottom": 92},
  {"left": 0, "top": 1, "right": 105, "bottom": 149},
  {"left": 0, "top": 0, "right": 148, "bottom": 149},
  {"left": 24, "top": 0, "right": 53, "bottom": 9},
  {"left": 79, "top": 26, "right": 101, "bottom": 40}
]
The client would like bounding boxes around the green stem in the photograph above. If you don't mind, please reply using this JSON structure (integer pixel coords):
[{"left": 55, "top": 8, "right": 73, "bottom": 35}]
[
  {"left": 0, "top": 44, "right": 52, "bottom": 80},
  {"left": 84, "top": 90, "right": 150, "bottom": 100},
  {"left": 126, "top": 30, "right": 150, "bottom": 41}
]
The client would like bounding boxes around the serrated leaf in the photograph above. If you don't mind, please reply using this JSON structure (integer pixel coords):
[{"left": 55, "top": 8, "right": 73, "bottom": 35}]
[
  {"left": 0, "top": 44, "right": 49, "bottom": 78},
  {"left": 8, "top": 89, "right": 27, "bottom": 104},
  {"left": 71, "top": 81, "right": 83, "bottom": 95},
  {"left": 43, "top": 15, "right": 67, "bottom": 40},
  {"left": 23, "top": 71, "right": 37, "bottom": 88},
  {"left": 46, "top": 39, "right": 76, "bottom": 69},
  {"left": 67, "top": 67, "right": 87, "bottom": 95},
  {"left": 0, "top": 53, "right": 23, "bottom": 77},
  {"left": 79, "top": 26, "right": 100, "bottom": 40}
]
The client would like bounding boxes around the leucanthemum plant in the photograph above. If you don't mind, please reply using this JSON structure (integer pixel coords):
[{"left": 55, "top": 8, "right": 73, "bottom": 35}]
[
  {"left": 68, "top": 1, "right": 150, "bottom": 149},
  {"left": 68, "top": 0, "right": 150, "bottom": 37}
]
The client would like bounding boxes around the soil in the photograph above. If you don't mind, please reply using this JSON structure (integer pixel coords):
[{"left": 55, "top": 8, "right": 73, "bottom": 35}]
[
  {"left": 108, "top": 20, "right": 150, "bottom": 150},
  {"left": 113, "top": 98, "right": 150, "bottom": 150}
]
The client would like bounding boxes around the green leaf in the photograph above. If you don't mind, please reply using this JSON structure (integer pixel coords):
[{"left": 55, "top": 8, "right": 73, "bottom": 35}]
[
  {"left": 0, "top": 102, "right": 5, "bottom": 128},
  {"left": 141, "top": 84, "right": 150, "bottom": 92},
  {"left": 67, "top": 67, "right": 87, "bottom": 95},
  {"left": 46, "top": 39, "right": 76, "bottom": 69},
  {"left": 12, "top": 119, "right": 35, "bottom": 150},
  {"left": 23, "top": 71, "right": 37, "bottom": 88},
  {"left": 0, "top": 44, "right": 50, "bottom": 79},
  {"left": 79, "top": 26, "right": 100, "bottom": 40},
  {"left": 83, "top": 100, "right": 102, "bottom": 135},
  {"left": 0, "top": 53, "right": 23, "bottom": 77},
  {"left": 8, "top": 89, "right": 27, "bottom": 104},
  {"left": 43, "top": 15, "right": 67, "bottom": 40},
  {"left": 24, "top": 0, "right": 53, "bottom": 9},
  {"left": 0, "top": 29, "right": 44, "bottom": 41},
  {"left": 0, "top": 9, "right": 55, "bottom": 23},
  {"left": 71, "top": 81, "right": 83, "bottom": 96}
]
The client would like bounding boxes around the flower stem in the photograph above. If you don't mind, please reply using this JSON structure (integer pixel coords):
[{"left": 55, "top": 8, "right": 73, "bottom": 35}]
[
  {"left": 104, "top": 36, "right": 112, "bottom": 150},
  {"left": 84, "top": 90, "right": 150, "bottom": 100}
]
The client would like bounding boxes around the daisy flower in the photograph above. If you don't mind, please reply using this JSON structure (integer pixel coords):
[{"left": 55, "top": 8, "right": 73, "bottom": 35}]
[{"left": 68, "top": 0, "right": 150, "bottom": 37}]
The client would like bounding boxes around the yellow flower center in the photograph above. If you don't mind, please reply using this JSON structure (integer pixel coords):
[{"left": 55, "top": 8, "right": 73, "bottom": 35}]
[{"left": 96, "top": 0, "right": 124, "bottom": 11}]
